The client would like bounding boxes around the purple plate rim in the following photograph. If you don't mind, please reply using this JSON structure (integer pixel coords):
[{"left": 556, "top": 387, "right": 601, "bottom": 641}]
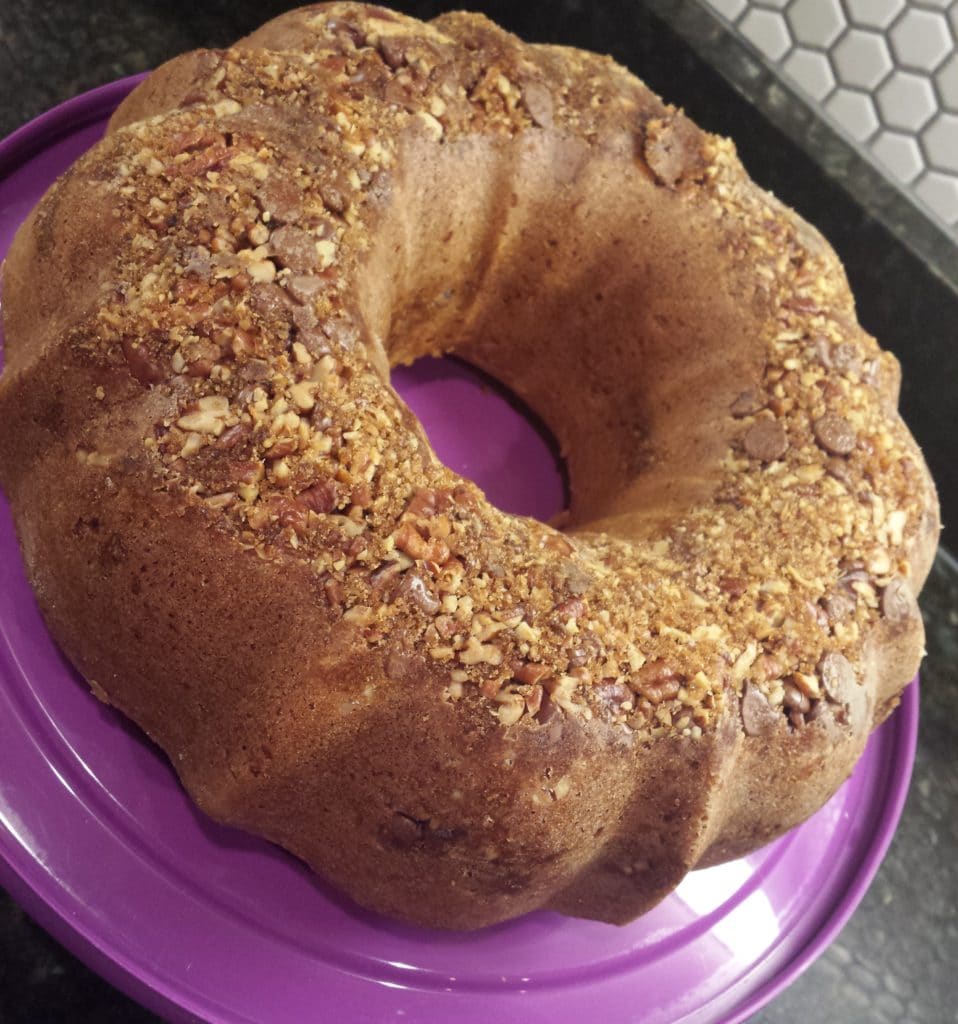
[
  {"left": 0, "top": 79, "right": 920, "bottom": 1024},
  {"left": 0, "top": 75, "right": 147, "bottom": 181},
  {"left": 724, "top": 681, "right": 918, "bottom": 1022}
]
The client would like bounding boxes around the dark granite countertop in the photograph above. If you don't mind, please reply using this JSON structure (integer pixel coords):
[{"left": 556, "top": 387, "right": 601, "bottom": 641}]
[{"left": 1, "top": 2, "right": 955, "bottom": 1021}]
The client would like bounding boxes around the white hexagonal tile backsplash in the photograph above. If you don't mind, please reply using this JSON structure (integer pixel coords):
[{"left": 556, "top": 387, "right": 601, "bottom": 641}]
[
  {"left": 877, "top": 71, "right": 938, "bottom": 131},
  {"left": 889, "top": 9, "right": 953, "bottom": 69},
  {"left": 698, "top": 0, "right": 958, "bottom": 235},
  {"left": 787, "top": 0, "right": 846, "bottom": 47},
  {"left": 846, "top": 0, "right": 906, "bottom": 31},
  {"left": 831, "top": 30, "right": 893, "bottom": 89}
]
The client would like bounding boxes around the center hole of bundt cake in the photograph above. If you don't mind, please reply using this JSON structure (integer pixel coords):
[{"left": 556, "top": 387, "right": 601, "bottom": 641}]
[{"left": 392, "top": 356, "right": 568, "bottom": 522}]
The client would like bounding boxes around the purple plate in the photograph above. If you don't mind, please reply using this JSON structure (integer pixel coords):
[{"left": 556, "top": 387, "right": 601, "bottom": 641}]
[{"left": 0, "top": 79, "right": 918, "bottom": 1024}]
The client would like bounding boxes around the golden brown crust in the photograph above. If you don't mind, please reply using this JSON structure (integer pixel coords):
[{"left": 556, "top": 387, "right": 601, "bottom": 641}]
[{"left": 0, "top": 3, "right": 939, "bottom": 928}]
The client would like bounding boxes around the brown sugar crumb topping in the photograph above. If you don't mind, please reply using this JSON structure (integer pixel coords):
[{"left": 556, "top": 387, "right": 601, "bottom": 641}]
[{"left": 70, "top": 4, "right": 928, "bottom": 744}]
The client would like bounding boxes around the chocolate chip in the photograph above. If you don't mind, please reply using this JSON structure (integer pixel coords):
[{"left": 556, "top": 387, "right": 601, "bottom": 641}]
[
  {"left": 881, "top": 577, "right": 915, "bottom": 624},
  {"left": 825, "top": 458, "right": 852, "bottom": 487},
  {"left": 521, "top": 80, "right": 554, "bottom": 129},
  {"left": 819, "top": 652, "right": 857, "bottom": 704},
  {"left": 643, "top": 115, "right": 706, "bottom": 189},
  {"left": 822, "top": 590, "right": 855, "bottom": 623},
  {"left": 256, "top": 175, "right": 300, "bottom": 225},
  {"left": 320, "top": 182, "right": 348, "bottom": 216},
  {"left": 741, "top": 683, "right": 779, "bottom": 737},
  {"left": 730, "top": 390, "right": 764, "bottom": 418},
  {"left": 813, "top": 413, "right": 856, "bottom": 456},
  {"left": 322, "top": 317, "right": 360, "bottom": 351},
  {"left": 744, "top": 419, "right": 788, "bottom": 461},
  {"left": 830, "top": 342, "right": 862, "bottom": 377},
  {"left": 596, "top": 680, "right": 632, "bottom": 710},
  {"left": 806, "top": 699, "right": 826, "bottom": 723},
  {"left": 783, "top": 682, "right": 811, "bottom": 713},
  {"left": 238, "top": 359, "right": 271, "bottom": 384},
  {"left": 250, "top": 281, "right": 294, "bottom": 322},
  {"left": 400, "top": 573, "right": 440, "bottom": 616},
  {"left": 270, "top": 225, "right": 317, "bottom": 273},
  {"left": 378, "top": 35, "right": 409, "bottom": 70},
  {"left": 298, "top": 327, "right": 331, "bottom": 358},
  {"left": 290, "top": 302, "right": 318, "bottom": 332},
  {"left": 286, "top": 275, "right": 325, "bottom": 305}
]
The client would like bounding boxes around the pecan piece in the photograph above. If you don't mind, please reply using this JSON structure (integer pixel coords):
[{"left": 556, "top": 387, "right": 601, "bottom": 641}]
[
  {"left": 299, "top": 479, "right": 339, "bottom": 514},
  {"left": 405, "top": 488, "right": 438, "bottom": 518},
  {"left": 121, "top": 338, "right": 165, "bottom": 385},
  {"left": 554, "top": 596, "right": 585, "bottom": 620},
  {"left": 275, "top": 497, "right": 309, "bottom": 536},
  {"left": 394, "top": 522, "right": 450, "bottom": 563},
  {"left": 632, "top": 659, "right": 682, "bottom": 704},
  {"left": 514, "top": 662, "right": 550, "bottom": 686}
]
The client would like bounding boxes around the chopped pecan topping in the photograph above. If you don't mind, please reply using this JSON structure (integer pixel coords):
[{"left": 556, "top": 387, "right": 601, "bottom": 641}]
[{"left": 632, "top": 659, "right": 682, "bottom": 704}]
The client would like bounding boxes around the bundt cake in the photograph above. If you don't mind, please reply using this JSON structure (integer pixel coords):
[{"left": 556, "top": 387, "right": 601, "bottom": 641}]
[{"left": 0, "top": 3, "right": 939, "bottom": 929}]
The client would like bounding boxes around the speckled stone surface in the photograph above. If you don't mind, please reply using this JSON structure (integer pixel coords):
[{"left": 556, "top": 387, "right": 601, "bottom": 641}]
[{"left": 1, "top": 2, "right": 956, "bottom": 1021}]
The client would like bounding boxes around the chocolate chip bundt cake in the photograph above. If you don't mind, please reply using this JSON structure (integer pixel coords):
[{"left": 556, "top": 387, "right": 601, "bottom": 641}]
[{"left": 0, "top": 4, "right": 939, "bottom": 928}]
